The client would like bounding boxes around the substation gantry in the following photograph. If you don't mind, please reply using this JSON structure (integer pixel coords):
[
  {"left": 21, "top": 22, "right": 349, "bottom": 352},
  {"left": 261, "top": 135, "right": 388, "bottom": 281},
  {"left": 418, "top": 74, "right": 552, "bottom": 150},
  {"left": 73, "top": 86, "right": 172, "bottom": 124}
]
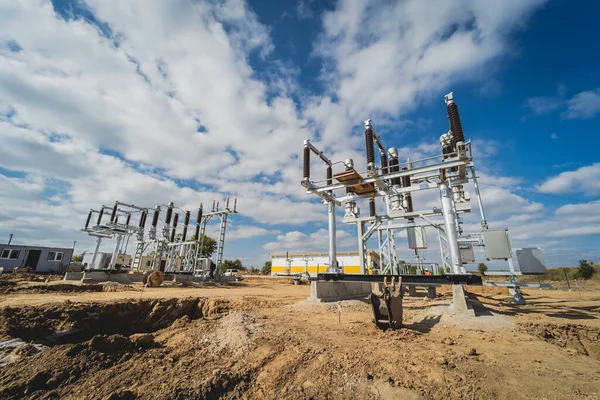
[
  {"left": 81, "top": 198, "right": 238, "bottom": 281},
  {"left": 301, "top": 92, "right": 547, "bottom": 325}
]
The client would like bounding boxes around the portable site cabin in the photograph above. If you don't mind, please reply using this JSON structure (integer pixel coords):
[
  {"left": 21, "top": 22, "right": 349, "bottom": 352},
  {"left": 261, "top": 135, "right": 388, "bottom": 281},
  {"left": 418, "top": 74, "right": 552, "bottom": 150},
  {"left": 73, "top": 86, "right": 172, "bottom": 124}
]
[
  {"left": 269, "top": 251, "right": 380, "bottom": 277},
  {"left": 0, "top": 244, "right": 73, "bottom": 273}
]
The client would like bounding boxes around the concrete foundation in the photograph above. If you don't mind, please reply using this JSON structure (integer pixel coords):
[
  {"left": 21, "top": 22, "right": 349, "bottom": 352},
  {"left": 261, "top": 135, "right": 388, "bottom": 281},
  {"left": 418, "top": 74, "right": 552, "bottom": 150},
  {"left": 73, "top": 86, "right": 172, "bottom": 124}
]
[
  {"left": 65, "top": 271, "right": 146, "bottom": 284},
  {"left": 309, "top": 281, "right": 372, "bottom": 303},
  {"left": 64, "top": 271, "right": 84, "bottom": 281},
  {"left": 448, "top": 285, "right": 475, "bottom": 316}
]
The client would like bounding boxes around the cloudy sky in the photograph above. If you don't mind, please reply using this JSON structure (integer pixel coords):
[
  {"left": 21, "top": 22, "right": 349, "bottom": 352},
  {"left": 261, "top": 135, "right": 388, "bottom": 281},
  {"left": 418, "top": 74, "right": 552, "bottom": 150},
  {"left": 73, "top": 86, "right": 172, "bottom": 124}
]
[{"left": 1, "top": 0, "right": 599, "bottom": 269}]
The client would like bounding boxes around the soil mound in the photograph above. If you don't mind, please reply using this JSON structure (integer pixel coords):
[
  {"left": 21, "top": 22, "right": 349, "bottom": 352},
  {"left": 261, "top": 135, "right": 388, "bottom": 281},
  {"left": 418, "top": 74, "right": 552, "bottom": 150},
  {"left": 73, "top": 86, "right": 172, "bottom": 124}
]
[{"left": 518, "top": 322, "right": 600, "bottom": 360}]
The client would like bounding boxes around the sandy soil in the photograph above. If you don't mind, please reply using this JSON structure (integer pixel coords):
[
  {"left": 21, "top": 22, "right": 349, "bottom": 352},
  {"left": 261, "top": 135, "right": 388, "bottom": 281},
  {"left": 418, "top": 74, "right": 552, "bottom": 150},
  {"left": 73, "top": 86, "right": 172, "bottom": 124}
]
[{"left": 0, "top": 276, "right": 599, "bottom": 399}]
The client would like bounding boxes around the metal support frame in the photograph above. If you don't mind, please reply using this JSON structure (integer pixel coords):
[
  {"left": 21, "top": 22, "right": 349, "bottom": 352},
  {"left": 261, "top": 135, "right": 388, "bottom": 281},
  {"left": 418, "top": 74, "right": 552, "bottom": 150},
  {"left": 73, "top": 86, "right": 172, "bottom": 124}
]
[
  {"left": 319, "top": 273, "right": 483, "bottom": 286},
  {"left": 300, "top": 92, "right": 542, "bottom": 319},
  {"left": 327, "top": 201, "right": 339, "bottom": 272},
  {"left": 303, "top": 134, "right": 478, "bottom": 279},
  {"left": 439, "top": 181, "right": 464, "bottom": 274},
  {"left": 192, "top": 201, "right": 237, "bottom": 280},
  {"left": 82, "top": 198, "right": 238, "bottom": 281}
]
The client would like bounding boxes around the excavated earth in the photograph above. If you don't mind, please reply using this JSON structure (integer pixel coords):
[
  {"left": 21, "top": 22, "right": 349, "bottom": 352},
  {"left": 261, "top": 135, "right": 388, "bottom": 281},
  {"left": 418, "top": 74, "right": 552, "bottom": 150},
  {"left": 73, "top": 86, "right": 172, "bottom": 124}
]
[{"left": 0, "top": 278, "right": 599, "bottom": 399}]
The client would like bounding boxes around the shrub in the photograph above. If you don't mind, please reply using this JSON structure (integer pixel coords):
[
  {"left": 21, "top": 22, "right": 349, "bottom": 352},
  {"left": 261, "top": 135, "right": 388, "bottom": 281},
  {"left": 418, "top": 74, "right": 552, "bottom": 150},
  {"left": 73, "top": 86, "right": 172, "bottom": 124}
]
[
  {"left": 262, "top": 261, "right": 272, "bottom": 275},
  {"left": 477, "top": 262, "right": 488, "bottom": 276},
  {"left": 578, "top": 259, "right": 595, "bottom": 280}
]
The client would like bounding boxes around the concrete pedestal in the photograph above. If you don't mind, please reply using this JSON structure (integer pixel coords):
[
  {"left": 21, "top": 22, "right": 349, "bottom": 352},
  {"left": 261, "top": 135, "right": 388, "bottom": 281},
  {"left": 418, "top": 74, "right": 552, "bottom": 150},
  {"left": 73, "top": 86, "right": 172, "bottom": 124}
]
[
  {"left": 64, "top": 271, "right": 84, "bottom": 281},
  {"left": 309, "top": 281, "right": 372, "bottom": 303},
  {"left": 448, "top": 285, "right": 475, "bottom": 316},
  {"left": 426, "top": 287, "right": 437, "bottom": 299}
]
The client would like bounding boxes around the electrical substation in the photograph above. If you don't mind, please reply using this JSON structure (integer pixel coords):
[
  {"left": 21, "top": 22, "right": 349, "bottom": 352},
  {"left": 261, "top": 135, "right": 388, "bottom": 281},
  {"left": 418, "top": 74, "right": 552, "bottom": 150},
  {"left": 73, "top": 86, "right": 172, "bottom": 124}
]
[
  {"left": 79, "top": 198, "right": 238, "bottom": 283},
  {"left": 1, "top": 90, "right": 597, "bottom": 400},
  {"left": 3, "top": 2, "right": 600, "bottom": 395},
  {"left": 301, "top": 92, "right": 548, "bottom": 327}
]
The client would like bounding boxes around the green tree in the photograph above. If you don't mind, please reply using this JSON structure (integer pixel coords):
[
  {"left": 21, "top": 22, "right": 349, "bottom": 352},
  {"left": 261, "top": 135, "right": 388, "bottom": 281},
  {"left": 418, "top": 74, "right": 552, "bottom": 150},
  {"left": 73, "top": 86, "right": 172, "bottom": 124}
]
[
  {"left": 189, "top": 235, "right": 217, "bottom": 258},
  {"left": 408, "top": 265, "right": 418, "bottom": 275},
  {"left": 477, "top": 262, "right": 488, "bottom": 276},
  {"left": 221, "top": 259, "right": 233, "bottom": 274},
  {"left": 578, "top": 259, "right": 595, "bottom": 280},
  {"left": 72, "top": 253, "right": 84, "bottom": 262},
  {"left": 262, "top": 261, "right": 272, "bottom": 275}
]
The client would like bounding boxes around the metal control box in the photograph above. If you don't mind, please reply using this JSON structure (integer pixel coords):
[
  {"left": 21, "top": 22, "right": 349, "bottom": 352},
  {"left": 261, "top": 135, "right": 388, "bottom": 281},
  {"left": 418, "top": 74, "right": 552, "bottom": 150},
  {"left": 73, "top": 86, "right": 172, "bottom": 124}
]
[
  {"left": 482, "top": 229, "right": 512, "bottom": 259},
  {"left": 516, "top": 248, "right": 547, "bottom": 275},
  {"left": 407, "top": 226, "right": 427, "bottom": 249},
  {"left": 459, "top": 244, "right": 475, "bottom": 263}
]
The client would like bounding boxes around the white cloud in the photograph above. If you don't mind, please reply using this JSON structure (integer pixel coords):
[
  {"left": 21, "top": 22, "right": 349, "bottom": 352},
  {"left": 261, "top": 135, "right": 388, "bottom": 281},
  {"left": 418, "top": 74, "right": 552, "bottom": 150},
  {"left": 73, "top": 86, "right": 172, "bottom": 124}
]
[
  {"left": 537, "top": 163, "right": 600, "bottom": 196},
  {"left": 3, "top": 0, "right": 597, "bottom": 269},
  {"left": 524, "top": 84, "right": 567, "bottom": 115},
  {"left": 550, "top": 133, "right": 559, "bottom": 139},
  {"left": 0, "top": 1, "right": 316, "bottom": 225},
  {"left": 525, "top": 86, "right": 600, "bottom": 120},
  {"left": 525, "top": 96, "right": 565, "bottom": 115},
  {"left": 226, "top": 225, "right": 281, "bottom": 240},
  {"left": 563, "top": 88, "right": 600, "bottom": 119},
  {"left": 263, "top": 228, "right": 356, "bottom": 252},
  {"left": 311, "top": 0, "right": 547, "bottom": 122}
]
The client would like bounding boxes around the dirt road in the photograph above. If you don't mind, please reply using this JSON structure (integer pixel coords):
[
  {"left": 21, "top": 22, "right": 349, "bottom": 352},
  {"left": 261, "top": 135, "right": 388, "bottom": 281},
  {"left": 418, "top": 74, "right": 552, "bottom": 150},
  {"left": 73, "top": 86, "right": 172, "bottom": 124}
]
[{"left": 0, "top": 277, "right": 599, "bottom": 399}]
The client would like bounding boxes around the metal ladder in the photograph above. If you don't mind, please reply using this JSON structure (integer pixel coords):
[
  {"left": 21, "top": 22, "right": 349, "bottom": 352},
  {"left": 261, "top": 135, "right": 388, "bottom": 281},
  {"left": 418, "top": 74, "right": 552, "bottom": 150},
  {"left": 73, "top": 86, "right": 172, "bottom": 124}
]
[
  {"left": 214, "top": 214, "right": 228, "bottom": 279},
  {"left": 131, "top": 242, "right": 145, "bottom": 270},
  {"left": 193, "top": 219, "right": 208, "bottom": 278}
]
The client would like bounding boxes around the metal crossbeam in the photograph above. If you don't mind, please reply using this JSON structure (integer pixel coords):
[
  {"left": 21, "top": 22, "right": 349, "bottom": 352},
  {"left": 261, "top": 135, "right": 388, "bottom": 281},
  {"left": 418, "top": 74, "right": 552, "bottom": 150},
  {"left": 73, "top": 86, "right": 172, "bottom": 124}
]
[
  {"left": 312, "top": 159, "right": 471, "bottom": 193},
  {"left": 318, "top": 273, "right": 483, "bottom": 286}
]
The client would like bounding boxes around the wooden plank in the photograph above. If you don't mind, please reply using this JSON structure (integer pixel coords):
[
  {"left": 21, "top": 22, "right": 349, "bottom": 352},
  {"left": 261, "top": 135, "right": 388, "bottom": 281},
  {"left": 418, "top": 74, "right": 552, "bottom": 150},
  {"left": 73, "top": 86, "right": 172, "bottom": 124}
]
[{"left": 333, "top": 169, "right": 376, "bottom": 195}]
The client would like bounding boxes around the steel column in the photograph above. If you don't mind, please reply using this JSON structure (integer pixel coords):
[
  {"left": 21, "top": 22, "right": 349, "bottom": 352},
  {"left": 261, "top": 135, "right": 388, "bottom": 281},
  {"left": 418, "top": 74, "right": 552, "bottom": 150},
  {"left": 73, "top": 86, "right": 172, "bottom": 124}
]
[
  {"left": 439, "top": 182, "right": 464, "bottom": 274},
  {"left": 90, "top": 237, "right": 102, "bottom": 270},
  {"left": 328, "top": 201, "right": 338, "bottom": 272}
]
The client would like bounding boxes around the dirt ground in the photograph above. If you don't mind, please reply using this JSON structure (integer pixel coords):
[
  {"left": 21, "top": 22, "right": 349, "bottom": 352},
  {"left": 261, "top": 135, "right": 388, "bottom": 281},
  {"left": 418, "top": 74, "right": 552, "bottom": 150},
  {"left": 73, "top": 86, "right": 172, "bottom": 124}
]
[{"left": 0, "top": 275, "right": 599, "bottom": 399}]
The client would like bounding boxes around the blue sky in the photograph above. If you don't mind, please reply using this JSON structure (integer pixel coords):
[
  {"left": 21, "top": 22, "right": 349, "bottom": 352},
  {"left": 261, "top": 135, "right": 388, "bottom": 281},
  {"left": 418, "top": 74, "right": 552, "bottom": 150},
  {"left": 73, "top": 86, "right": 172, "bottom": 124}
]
[{"left": 0, "top": 0, "right": 599, "bottom": 269}]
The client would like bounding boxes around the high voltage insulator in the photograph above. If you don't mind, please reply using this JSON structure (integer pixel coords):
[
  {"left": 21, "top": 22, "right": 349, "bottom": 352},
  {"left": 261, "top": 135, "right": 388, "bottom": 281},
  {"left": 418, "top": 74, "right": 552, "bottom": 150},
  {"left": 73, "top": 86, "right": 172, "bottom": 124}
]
[{"left": 303, "top": 146, "right": 310, "bottom": 180}]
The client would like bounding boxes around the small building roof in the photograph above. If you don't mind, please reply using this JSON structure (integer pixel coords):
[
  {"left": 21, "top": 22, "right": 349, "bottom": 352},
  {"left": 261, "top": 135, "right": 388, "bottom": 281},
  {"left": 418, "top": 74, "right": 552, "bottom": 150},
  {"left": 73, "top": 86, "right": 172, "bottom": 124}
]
[
  {"left": 0, "top": 243, "right": 73, "bottom": 251},
  {"left": 269, "top": 250, "right": 379, "bottom": 259}
]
